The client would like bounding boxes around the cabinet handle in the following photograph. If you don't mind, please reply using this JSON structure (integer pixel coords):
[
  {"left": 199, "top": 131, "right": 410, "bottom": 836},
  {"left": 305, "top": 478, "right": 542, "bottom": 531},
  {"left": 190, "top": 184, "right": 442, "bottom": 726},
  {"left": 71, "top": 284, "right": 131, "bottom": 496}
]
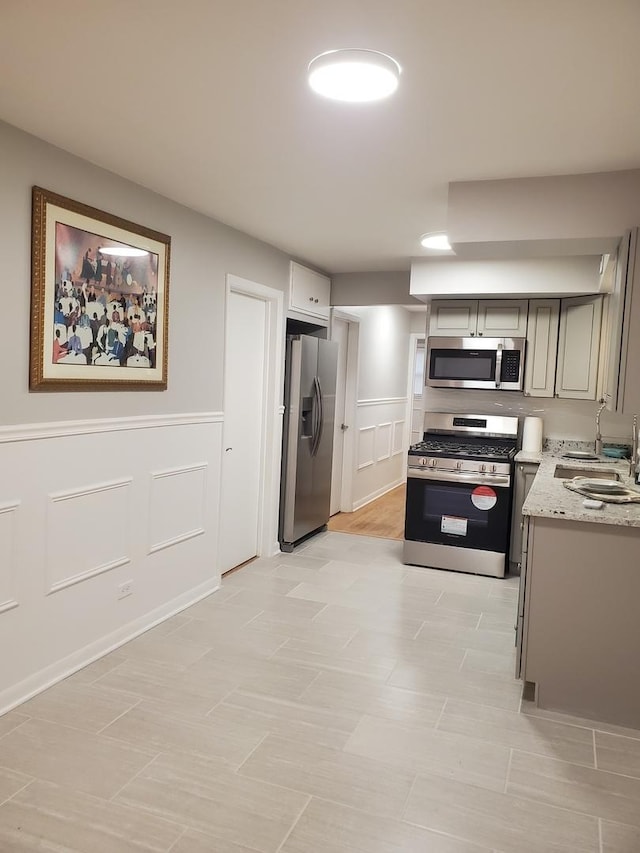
[
  {"left": 478, "top": 331, "right": 483, "bottom": 336},
  {"left": 470, "top": 331, "right": 475, "bottom": 337},
  {"left": 309, "top": 297, "right": 314, "bottom": 302},
  {"left": 314, "top": 298, "right": 319, "bottom": 303}
]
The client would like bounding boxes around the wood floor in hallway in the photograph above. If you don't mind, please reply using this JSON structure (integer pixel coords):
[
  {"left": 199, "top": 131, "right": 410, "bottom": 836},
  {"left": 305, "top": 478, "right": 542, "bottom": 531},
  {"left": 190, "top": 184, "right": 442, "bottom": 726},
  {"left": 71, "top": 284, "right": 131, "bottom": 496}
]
[{"left": 328, "top": 484, "right": 406, "bottom": 541}]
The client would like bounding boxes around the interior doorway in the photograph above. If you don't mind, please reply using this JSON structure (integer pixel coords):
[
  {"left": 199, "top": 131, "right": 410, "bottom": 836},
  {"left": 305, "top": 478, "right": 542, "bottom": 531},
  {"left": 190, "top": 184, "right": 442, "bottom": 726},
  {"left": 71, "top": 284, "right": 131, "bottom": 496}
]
[
  {"left": 329, "top": 310, "right": 359, "bottom": 515},
  {"left": 218, "top": 275, "right": 284, "bottom": 574}
]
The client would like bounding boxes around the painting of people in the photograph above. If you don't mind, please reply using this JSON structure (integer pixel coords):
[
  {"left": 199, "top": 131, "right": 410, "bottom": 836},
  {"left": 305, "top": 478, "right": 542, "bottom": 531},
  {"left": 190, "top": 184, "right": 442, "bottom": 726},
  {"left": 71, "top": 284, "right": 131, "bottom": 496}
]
[{"left": 30, "top": 187, "right": 170, "bottom": 389}]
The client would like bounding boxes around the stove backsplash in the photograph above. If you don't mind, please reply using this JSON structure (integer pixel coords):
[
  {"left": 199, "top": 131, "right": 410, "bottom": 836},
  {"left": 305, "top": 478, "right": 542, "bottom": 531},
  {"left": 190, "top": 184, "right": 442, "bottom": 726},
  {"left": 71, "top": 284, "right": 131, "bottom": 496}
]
[{"left": 422, "top": 387, "right": 635, "bottom": 444}]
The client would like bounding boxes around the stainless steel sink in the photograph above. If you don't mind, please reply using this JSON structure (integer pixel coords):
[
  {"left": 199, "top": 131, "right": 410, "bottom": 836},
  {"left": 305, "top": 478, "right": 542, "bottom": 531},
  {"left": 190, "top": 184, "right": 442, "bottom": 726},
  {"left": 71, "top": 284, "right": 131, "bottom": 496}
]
[{"left": 553, "top": 465, "right": 620, "bottom": 480}]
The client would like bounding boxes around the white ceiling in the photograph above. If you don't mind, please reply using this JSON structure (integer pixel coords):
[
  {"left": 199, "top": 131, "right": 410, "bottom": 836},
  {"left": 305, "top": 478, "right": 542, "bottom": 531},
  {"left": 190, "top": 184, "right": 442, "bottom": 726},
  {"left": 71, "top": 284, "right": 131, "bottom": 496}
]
[{"left": 2, "top": 0, "right": 640, "bottom": 273}]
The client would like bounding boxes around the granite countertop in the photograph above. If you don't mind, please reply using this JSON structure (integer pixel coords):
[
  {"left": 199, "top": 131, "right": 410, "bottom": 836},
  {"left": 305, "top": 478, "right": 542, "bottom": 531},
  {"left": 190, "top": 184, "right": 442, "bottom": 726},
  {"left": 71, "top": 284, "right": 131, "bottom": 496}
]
[
  {"left": 522, "top": 452, "right": 640, "bottom": 528},
  {"left": 515, "top": 449, "right": 543, "bottom": 464}
]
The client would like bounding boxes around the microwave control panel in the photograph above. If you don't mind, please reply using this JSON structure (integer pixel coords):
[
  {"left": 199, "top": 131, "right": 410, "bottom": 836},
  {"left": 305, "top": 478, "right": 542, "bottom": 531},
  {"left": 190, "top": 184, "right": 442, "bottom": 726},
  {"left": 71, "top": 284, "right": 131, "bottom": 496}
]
[{"left": 500, "top": 351, "right": 521, "bottom": 382}]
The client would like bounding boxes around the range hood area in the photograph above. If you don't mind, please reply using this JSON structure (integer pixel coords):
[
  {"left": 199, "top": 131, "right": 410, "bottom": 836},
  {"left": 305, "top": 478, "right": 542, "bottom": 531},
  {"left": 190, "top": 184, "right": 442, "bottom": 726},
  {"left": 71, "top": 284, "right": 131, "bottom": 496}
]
[
  {"left": 409, "top": 168, "right": 638, "bottom": 302},
  {"left": 409, "top": 255, "right": 604, "bottom": 301}
]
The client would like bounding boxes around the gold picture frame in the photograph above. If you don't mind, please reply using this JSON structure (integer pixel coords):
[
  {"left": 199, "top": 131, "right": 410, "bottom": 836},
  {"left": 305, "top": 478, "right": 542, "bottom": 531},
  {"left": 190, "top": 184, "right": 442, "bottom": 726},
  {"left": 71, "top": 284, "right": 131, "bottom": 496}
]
[{"left": 30, "top": 186, "right": 170, "bottom": 390}]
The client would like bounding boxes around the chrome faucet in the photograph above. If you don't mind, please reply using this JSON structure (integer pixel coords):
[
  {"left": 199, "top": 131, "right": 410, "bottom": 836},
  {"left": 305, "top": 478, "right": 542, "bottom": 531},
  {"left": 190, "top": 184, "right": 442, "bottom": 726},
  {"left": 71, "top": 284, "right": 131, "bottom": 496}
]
[{"left": 594, "top": 398, "right": 606, "bottom": 456}]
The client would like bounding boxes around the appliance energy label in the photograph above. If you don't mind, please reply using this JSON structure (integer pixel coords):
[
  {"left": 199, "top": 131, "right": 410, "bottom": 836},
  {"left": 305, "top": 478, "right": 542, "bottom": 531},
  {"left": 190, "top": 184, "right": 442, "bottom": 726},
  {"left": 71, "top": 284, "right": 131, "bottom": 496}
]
[
  {"left": 471, "top": 485, "right": 498, "bottom": 510},
  {"left": 441, "top": 515, "right": 468, "bottom": 536}
]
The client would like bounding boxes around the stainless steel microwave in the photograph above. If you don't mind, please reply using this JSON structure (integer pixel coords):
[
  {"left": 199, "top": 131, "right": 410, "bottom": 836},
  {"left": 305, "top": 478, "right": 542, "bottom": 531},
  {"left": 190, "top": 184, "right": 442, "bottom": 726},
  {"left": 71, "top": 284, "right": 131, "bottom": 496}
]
[{"left": 426, "top": 337, "right": 526, "bottom": 391}]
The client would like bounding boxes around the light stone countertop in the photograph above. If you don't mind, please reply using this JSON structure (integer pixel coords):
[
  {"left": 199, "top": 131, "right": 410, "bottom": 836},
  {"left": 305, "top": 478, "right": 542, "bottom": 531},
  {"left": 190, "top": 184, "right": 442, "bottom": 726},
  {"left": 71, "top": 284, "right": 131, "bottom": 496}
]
[
  {"left": 514, "top": 449, "right": 543, "bottom": 464},
  {"left": 522, "top": 452, "right": 640, "bottom": 527}
]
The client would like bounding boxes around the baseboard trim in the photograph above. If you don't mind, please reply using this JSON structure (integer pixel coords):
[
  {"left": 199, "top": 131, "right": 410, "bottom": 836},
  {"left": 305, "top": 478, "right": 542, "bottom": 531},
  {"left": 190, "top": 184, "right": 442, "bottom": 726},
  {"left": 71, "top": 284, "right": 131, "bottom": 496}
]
[
  {"left": 351, "top": 477, "right": 406, "bottom": 512},
  {"left": 0, "top": 576, "right": 222, "bottom": 716}
]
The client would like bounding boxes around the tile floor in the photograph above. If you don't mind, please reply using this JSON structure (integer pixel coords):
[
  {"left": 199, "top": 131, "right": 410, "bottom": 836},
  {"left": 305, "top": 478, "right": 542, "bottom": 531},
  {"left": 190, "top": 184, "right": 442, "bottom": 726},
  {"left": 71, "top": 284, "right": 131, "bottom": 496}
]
[{"left": 1, "top": 532, "right": 639, "bottom": 852}]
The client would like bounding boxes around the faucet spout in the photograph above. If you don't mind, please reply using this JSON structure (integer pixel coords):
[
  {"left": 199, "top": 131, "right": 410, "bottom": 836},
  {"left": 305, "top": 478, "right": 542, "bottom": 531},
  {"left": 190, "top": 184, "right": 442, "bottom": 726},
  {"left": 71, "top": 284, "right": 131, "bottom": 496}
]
[{"left": 595, "top": 398, "right": 606, "bottom": 456}]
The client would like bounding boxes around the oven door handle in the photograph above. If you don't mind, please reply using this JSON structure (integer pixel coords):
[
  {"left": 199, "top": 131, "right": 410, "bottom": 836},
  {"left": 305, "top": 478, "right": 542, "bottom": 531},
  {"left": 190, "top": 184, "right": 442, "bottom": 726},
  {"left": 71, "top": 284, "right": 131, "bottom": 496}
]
[{"left": 407, "top": 468, "right": 511, "bottom": 488}]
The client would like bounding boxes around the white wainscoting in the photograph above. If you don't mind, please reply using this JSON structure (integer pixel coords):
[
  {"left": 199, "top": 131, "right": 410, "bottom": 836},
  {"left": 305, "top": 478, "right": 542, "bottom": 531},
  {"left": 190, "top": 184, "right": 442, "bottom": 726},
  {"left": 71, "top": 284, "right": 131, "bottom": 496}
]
[
  {"left": 353, "top": 398, "right": 408, "bottom": 510},
  {"left": 149, "top": 463, "right": 207, "bottom": 554},
  {"left": 357, "top": 425, "right": 376, "bottom": 470},
  {"left": 0, "top": 413, "right": 223, "bottom": 715},
  {"left": 0, "top": 501, "right": 20, "bottom": 614},
  {"left": 46, "top": 478, "right": 133, "bottom": 595}
]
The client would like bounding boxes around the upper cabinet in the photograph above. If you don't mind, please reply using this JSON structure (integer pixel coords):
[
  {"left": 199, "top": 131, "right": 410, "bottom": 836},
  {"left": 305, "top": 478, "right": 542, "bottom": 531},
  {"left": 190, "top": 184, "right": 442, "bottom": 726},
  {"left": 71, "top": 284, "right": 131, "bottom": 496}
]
[
  {"left": 524, "top": 299, "right": 560, "bottom": 398},
  {"left": 289, "top": 262, "right": 331, "bottom": 322},
  {"left": 428, "top": 299, "right": 528, "bottom": 337},
  {"left": 600, "top": 230, "right": 640, "bottom": 415},
  {"left": 555, "top": 295, "right": 603, "bottom": 400},
  {"left": 477, "top": 300, "right": 529, "bottom": 337}
]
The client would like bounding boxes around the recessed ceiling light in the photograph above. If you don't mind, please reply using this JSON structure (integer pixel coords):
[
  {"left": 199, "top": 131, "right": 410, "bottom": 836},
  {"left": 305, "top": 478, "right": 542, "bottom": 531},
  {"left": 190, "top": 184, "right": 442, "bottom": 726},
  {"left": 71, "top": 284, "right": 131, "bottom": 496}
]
[
  {"left": 307, "top": 49, "right": 401, "bottom": 102},
  {"left": 420, "top": 233, "right": 452, "bottom": 251},
  {"left": 99, "top": 246, "right": 149, "bottom": 257}
]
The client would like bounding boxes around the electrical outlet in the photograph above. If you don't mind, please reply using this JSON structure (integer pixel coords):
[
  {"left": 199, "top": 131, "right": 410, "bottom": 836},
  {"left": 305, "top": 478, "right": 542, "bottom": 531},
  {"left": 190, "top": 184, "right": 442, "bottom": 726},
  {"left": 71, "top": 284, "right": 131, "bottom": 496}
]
[{"left": 117, "top": 580, "right": 133, "bottom": 600}]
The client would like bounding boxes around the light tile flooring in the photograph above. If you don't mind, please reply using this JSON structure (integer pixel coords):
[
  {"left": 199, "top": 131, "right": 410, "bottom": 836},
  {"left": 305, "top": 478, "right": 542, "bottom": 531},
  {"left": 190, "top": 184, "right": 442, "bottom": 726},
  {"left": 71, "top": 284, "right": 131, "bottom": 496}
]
[{"left": 1, "top": 532, "right": 640, "bottom": 852}]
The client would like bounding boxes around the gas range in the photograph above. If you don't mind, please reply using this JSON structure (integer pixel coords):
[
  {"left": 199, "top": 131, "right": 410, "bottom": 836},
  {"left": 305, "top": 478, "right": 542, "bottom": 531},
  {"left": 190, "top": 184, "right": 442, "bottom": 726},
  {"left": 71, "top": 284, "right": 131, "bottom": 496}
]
[
  {"left": 408, "top": 413, "right": 518, "bottom": 476},
  {"left": 403, "top": 412, "right": 520, "bottom": 578}
]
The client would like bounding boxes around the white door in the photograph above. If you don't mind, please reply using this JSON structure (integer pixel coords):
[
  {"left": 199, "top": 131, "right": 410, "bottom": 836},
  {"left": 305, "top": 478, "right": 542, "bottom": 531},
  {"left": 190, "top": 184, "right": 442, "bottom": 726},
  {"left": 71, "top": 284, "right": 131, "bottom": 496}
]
[
  {"left": 219, "top": 291, "right": 266, "bottom": 573},
  {"left": 330, "top": 318, "right": 349, "bottom": 515}
]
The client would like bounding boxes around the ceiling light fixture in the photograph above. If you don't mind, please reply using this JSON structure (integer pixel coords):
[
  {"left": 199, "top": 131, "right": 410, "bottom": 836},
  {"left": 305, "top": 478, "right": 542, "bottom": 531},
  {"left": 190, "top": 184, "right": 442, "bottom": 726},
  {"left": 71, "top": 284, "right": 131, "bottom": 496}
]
[
  {"left": 307, "top": 49, "right": 401, "bottom": 102},
  {"left": 99, "top": 246, "right": 149, "bottom": 257},
  {"left": 420, "top": 233, "right": 452, "bottom": 251}
]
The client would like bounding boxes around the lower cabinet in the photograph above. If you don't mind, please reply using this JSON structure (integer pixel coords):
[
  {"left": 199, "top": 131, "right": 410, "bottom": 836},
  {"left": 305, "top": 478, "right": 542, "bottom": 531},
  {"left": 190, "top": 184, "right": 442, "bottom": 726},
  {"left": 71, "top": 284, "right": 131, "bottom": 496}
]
[
  {"left": 509, "top": 462, "right": 539, "bottom": 565},
  {"left": 520, "top": 516, "right": 640, "bottom": 729}
]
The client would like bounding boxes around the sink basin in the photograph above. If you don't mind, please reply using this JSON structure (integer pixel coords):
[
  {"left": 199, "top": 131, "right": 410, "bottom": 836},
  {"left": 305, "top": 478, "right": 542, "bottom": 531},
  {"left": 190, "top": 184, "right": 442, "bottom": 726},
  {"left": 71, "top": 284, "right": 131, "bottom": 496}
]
[{"left": 554, "top": 465, "right": 621, "bottom": 480}]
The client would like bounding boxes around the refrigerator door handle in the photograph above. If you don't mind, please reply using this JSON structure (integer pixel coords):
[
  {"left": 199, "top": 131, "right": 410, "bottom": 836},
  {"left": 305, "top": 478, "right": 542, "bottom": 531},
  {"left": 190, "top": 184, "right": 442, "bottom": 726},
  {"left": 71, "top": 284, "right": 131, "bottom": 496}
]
[
  {"left": 315, "top": 377, "right": 324, "bottom": 456},
  {"left": 311, "top": 376, "right": 322, "bottom": 457}
]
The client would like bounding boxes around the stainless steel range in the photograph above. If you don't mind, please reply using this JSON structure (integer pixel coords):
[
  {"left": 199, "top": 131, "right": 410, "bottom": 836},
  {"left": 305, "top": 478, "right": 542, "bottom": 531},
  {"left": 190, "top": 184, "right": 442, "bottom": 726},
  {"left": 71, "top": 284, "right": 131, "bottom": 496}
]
[{"left": 403, "top": 413, "right": 518, "bottom": 578}]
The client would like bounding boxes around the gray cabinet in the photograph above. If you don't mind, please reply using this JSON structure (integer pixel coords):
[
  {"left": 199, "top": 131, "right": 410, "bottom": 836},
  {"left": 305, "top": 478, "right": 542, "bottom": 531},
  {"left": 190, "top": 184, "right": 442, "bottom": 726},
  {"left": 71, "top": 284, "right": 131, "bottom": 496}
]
[
  {"left": 509, "top": 461, "right": 539, "bottom": 565},
  {"left": 524, "top": 299, "right": 559, "bottom": 398},
  {"left": 521, "top": 517, "right": 640, "bottom": 729},
  {"left": 602, "top": 229, "right": 640, "bottom": 415},
  {"left": 555, "top": 295, "right": 603, "bottom": 400},
  {"left": 428, "top": 299, "right": 528, "bottom": 337}
]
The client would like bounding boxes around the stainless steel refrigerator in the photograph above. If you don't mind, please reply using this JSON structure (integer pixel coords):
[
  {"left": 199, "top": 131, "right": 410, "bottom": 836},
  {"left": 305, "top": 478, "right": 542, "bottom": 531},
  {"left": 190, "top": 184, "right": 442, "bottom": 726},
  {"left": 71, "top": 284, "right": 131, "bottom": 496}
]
[{"left": 279, "top": 334, "right": 338, "bottom": 552}]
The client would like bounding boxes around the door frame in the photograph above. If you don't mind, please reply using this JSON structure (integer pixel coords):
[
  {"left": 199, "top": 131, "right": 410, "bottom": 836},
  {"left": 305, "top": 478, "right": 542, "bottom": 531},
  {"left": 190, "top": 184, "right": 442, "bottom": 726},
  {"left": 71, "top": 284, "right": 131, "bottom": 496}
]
[
  {"left": 330, "top": 309, "right": 360, "bottom": 513},
  {"left": 222, "top": 274, "right": 284, "bottom": 561},
  {"left": 406, "top": 332, "right": 426, "bottom": 448}
]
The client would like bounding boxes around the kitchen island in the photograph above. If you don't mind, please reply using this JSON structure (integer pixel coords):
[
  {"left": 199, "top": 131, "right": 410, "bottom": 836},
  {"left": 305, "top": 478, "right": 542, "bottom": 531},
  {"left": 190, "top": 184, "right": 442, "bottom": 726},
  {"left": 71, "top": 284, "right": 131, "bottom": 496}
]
[{"left": 519, "top": 454, "right": 640, "bottom": 729}]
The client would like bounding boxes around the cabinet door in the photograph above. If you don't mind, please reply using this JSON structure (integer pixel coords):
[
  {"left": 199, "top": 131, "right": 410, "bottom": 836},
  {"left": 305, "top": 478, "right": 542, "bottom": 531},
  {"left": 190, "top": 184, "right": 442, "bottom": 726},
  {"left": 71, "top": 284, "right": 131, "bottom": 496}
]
[
  {"left": 509, "top": 462, "right": 539, "bottom": 564},
  {"left": 555, "top": 295, "right": 603, "bottom": 400},
  {"left": 524, "top": 299, "right": 560, "bottom": 398},
  {"left": 477, "top": 299, "right": 529, "bottom": 338},
  {"left": 428, "top": 300, "right": 478, "bottom": 336},
  {"left": 618, "top": 229, "right": 640, "bottom": 415},
  {"left": 290, "top": 262, "right": 331, "bottom": 320}
]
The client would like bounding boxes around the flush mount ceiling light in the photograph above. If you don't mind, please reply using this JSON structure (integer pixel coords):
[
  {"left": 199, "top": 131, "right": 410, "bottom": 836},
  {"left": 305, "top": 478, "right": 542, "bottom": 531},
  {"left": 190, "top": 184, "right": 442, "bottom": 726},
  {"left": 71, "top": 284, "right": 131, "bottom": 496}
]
[
  {"left": 307, "top": 49, "right": 401, "bottom": 102},
  {"left": 420, "top": 232, "right": 452, "bottom": 251},
  {"left": 99, "top": 246, "right": 149, "bottom": 257}
]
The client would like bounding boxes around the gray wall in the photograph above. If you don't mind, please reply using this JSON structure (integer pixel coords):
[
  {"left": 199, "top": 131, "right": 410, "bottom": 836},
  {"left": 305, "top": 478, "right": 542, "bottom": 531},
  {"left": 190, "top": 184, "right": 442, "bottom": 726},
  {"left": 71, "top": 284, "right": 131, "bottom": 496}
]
[
  {"left": 331, "top": 271, "right": 416, "bottom": 306},
  {"left": 0, "top": 120, "right": 292, "bottom": 426}
]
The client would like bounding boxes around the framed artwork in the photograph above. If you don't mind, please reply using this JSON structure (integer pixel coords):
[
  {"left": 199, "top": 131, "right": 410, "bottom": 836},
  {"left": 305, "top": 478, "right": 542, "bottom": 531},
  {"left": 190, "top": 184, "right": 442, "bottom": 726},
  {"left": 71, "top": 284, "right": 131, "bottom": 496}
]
[{"left": 30, "top": 186, "right": 171, "bottom": 390}]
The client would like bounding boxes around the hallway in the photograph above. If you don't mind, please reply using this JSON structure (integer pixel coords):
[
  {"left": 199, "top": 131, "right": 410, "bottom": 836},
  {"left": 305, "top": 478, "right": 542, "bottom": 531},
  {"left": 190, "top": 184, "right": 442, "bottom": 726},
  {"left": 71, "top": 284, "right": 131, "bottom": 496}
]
[{"left": 0, "top": 533, "right": 638, "bottom": 851}]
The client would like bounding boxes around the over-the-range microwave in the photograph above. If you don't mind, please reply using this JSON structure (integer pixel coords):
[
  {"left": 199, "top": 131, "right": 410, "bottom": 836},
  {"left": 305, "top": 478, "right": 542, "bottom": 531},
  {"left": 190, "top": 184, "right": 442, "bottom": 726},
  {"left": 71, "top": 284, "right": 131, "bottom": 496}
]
[{"left": 426, "top": 336, "right": 526, "bottom": 391}]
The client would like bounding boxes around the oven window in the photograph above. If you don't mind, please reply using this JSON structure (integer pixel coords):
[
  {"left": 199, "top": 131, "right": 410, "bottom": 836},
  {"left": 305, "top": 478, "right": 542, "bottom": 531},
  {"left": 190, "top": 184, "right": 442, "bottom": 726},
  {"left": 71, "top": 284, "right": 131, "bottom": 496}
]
[
  {"left": 430, "top": 349, "right": 495, "bottom": 381},
  {"left": 405, "top": 478, "right": 511, "bottom": 552}
]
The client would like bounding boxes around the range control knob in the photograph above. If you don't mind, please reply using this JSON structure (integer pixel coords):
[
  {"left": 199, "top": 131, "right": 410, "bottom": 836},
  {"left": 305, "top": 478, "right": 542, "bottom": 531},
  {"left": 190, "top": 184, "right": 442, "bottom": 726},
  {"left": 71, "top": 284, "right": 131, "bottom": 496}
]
[
  {"left": 419, "top": 457, "right": 428, "bottom": 466},
  {"left": 456, "top": 461, "right": 463, "bottom": 470},
  {"left": 429, "top": 458, "right": 437, "bottom": 467},
  {"left": 491, "top": 463, "right": 497, "bottom": 473},
  {"left": 480, "top": 463, "right": 487, "bottom": 472}
]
